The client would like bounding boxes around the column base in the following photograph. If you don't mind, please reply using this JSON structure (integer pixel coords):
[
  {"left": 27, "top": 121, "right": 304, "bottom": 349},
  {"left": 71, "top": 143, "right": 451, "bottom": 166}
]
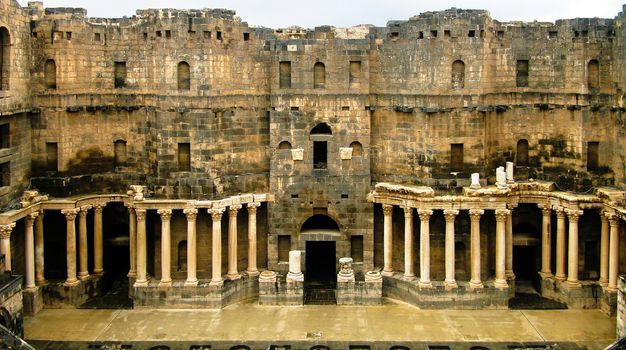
[
  {"left": 63, "top": 279, "right": 80, "bottom": 287},
  {"left": 24, "top": 285, "right": 38, "bottom": 293},
  {"left": 402, "top": 273, "right": 416, "bottom": 281},
  {"left": 555, "top": 274, "right": 566, "bottom": 281},
  {"left": 246, "top": 269, "right": 259, "bottom": 276},
  {"left": 78, "top": 272, "right": 90, "bottom": 280},
  {"left": 444, "top": 281, "right": 458, "bottom": 290},
  {"left": 494, "top": 279, "right": 509, "bottom": 289},
  {"left": 127, "top": 271, "right": 137, "bottom": 278},
  {"left": 469, "top": 281, "right": 484, "bottom": 289},
  {"left": 133, "top": 279, "right": 149, "bottom": 288},
  {"left": 598, "top": 279, "right": 608, "bottom": 287},
  {"left": 505, "top": 270, "right": 515, "bottom": 279},
  {"left": 225, "top": 273, "right": 241, "bottom": 281},
  {"left": 35, "top": 279, "right": 48, "bottom": 286},
  {"left": 184, "top": 279, "right": 198, "bottom": 287},
  {"left": 565, "top": 280, "right": 581, "bottom": 289},
  {"left": 606, "top": 286, "right": 618, "bottom": 293},
  {"left": 93, "top": 269, "right": 104, "bottom": 276},
  {"left": 381, "top": 269, "right": 394, "bottom": 277},
  {"left": 209, "top": 279, "right": 224, "bottom": 287},
  {"left": 158, "top": 280, "right": 172, "bottom": 288},
  {"left": 418, "top": 280, "right": 432, "bottom": 288},
  {"left": 538, "top": 271, "right": 553, "bottom": 279}
]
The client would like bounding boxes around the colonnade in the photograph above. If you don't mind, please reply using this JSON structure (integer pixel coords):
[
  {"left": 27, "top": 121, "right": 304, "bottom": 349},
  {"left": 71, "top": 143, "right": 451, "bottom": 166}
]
[
  {"left": 380, "top": 203, "right": 622, "bottom": 292},
  {"left": 131, "top": 202, "right": 261, "bottom": 288}
]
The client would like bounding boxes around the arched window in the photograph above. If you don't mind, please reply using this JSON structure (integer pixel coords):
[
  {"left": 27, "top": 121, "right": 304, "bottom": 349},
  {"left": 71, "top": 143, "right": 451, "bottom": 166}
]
[
  {"left": 177, "top": 61, "right": 190, "bottom": 91},
  {"left": 587, "top": 59, "right": 599, "bottom": 90},
  {"left": 114, "top": 139, "right": 127, "bottom": 166},
  {"left": 44, "top": 59, "right": 56, "bottom": 90},
  {"left": 516, "top": 139, "right": 529, "bottom": 166},
  {"left": 451, "top": 60, "right": 465, "bottom": 89},
  {"left": 278, "top": 141, "right": 292, "bottom": 150},
  {"left": 310, "top": 123, "right": 332, "bottom": 169},
  {"left": 313, "top": 62, "right": 325, "bottom": 89},
  {"left": 178, "top": 240, "right": 187, "bottom": 271},
  {"left": 0, "top": 27, "right": 10, "bottom": 91},
  {"left": 350, "top": 141, "right": 363, "bottom": 157}
]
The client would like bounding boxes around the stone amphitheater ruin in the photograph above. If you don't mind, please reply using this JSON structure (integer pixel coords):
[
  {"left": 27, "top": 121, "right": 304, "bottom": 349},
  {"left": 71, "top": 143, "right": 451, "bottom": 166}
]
[{"left": 1, "top": 0, "right": 626, "bottom": 347}]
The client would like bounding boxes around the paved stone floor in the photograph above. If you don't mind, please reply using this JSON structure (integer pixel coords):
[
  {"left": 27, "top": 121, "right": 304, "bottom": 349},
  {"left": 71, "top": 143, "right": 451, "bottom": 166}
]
[{"left": 24, "top": 300, "right": 617, "bottom": 350}]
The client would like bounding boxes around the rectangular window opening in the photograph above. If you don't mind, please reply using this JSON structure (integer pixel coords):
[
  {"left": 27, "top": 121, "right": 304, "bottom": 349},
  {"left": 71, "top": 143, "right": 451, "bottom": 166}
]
[
  {"left": 279, "top": 61, "right": 291, "bottom": 89},
  {"left": 587, "top": 141, "right": 599, "bottom": 171},
  {"left": 0, "top": 162, "right": 9, "bottom": 187},
  {"left": 45, "top": 142, "right": 58, "bottom": 172},
  {"left": 114, "top": 61, "right": 127, "bottom": 88},
  {"left": 450, "top": 143, "right": 464, "bottom": 173},
  {"left": 444, "top": 30, "right": 451, "bottom": 38},
  {"left": 0, "top": 124, "right": 9, "bottom": 149},
  {"left": 243, "top": 32, "right": 250, "bottom": 41},
  {"left": 349, "top": 61, "right": 361, "bottom": 88},
  {"left": 178, "top": 142, "right": 191, "bottom": 172},
  {"left": 351, "top": 236, "right": 363, "bottom": 262},
  {"left": 165, "top": 30, "right": 172, "bottom": 39},
  {"left": 313, "top": 141, "right": 328, "bottom": 169},
  {"left": 430, "top": 30, "right": 438, "bottom": 38},
  {"left": 94, "top": 33, "right": 101, "bottom": 41},
  {"left": 516, "top": 60, "right": 529, "bottom": 87},
  {"left": 216, "top": 31, "right": 222, "bottom": 40},
  {"left": 418, "top": 31, "right": 424, "bottom": 39},
  {"left": 66, "top": 32, "right": 72, "bottom": 40},
  {"left": 156, "top": 31, "right": 162, "bottom": 37},
  {"left": 278, "top": 235, "right": 291, "bottom": 262},
  {"left": 549, "top": 31, "right": 558, "bottom": 39},
  {"left": 143, "top": 32, "right": 148, "bottom": 41},
  {"left": 468, "top": 30, "right": 475, "bottom": 37}
]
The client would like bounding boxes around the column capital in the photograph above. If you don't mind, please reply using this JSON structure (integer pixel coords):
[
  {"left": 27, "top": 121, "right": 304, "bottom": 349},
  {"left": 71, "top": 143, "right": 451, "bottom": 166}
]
[
  {"left": 78, "top": 205, "right": 91, "bottom": 218},
  {"left": 402, "top": 206, "right": 413, "bottom": 218},
  {"left": 183, "top": 208, "right": 198, "bottom": 220},
  {"left": 157, "top": 209, "right": 172, "bottom": 221},
  {"left": 469, "top": 209, "right": 484, "bottom": 219},
  {"left": 228, "top": 204, "right": 242, "bottom": 216},
  {"left": 247, "top": 202, "right": 261, "bottom": 213},
  {"left": 61, "top": 208, "right": 79, "bottom": 220},
  {"left": 606, "top": 213, "right": 620, "bottom": 226},
  {"left": 26, "top": 211, "right": 39, "bottom": 223},
  {"left": 538, "top": 204, "right": 552, "bottom": 216},
  {"left": 506, "top": 203, "right": 518, "bottom": 210},
  {"left": 0, "top": 223, "right": 15, "bottom": 239},
  {"left": 443, "top": 209, "right": 459, "bottom": 222},
  {"left": 554, "top": 206, "right": 566, "bottom": 219},
  {"left": 124, "top": 203, "right": 135, "bottom": 210},
  {"left": 565, "top": 208, "right": 583, "bottom": 222},
  {"left": 209, "top": 207, "right": 225, "bottom": 220},
  {"left": 135, "top": 208, "right": 147, "bottom": 221},
  {"left": 495, "top": 209, "right": 510, "bottom": 222},
  {"left": 93, "top": 204, "right": 104, "bottom": 213},
  {"left": 418, "top": 209, "right": 433, "bottom": 221},
  {"left": 382, "top": 204, "right": 394, "bottom": 216}
]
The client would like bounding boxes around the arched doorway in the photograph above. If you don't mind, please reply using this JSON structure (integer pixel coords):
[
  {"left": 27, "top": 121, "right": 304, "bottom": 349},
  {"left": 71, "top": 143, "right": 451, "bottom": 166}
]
[{"left": 301, "top": 214, "right": 339, "bottom": 304}]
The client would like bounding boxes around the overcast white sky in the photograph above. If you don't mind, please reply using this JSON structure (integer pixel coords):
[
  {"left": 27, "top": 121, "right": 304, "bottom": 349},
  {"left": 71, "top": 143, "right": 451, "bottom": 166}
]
[{"left": 16, "top": 0, "right": 626, "bottom": 28}]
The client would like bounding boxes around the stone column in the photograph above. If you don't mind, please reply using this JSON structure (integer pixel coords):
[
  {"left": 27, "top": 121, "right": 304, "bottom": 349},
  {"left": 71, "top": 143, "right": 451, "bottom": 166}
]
[
  {"left": 0, "top": 223, "right": 15, "bottom": 272},
  {"left": 35, "top": 211, "right": 46, "bottom": 285},
  {"left": 566, "top": 209, "right": 583, "bottom": 288},
  {"left": 247, "top": 202, "right": 261, "bottom": 276},
  {"left": 469, "top": 209, "right": 484, "bottom": 289},
  {"left": 127, "top": 205, "right": 137, "bottom": 278},
  {"left": 418, "top": 209, "right": 433, "bottom": 287},
  {"left": 539, "top": 204, "right": 552, "bottom": 277},
  {"left": 61, "top": 209, "right": 79, "bottom": 286},
  {"left": 599, "top": 211, "right": 609, "bottom": 286},
  {"left": 403, "top": 206, "right": 415, "bottom": 280},
  {"left": 134, "top": 209, "right": 148, "bottom": 287},
  {"left": 494, "top": 209, "right": 509, "bottom": 288},
  {"left": 78, "top": 206, "right": 91, "bottom": 280},
  {"left": 210, "top": 208, "right": 225, "bottom": 286},
  {"left": 505, "top": 205, "right": 515, "bottom": 279},
  {"left": 183, "top": 208, "right": 198, "bottom": 286},
  {"left": 555, "top": 207, "right": 567, "bottom": 281},
  {"left": 226, "top": 204, "right": 242, "bottom": 280},
  {"left": 287, "top": 250, "right": 304, "bottom": 281},
  {"left": 93, "top": 204, "right": 104, "bottom": 275},
  {"left": 157, "top": 209, "right": 172, "bottom": 287},
  {"left": 608, "top": 214, "right": 620, "bottom": 292},
  {"left": 444, "top": 209, "right": 459, "bottom": 289},
  {"left": 382, "top": 204, "right": 394, "bottom": 276},
  {"left": 24, "top": 212, "right": 38, "bottom": 290}
]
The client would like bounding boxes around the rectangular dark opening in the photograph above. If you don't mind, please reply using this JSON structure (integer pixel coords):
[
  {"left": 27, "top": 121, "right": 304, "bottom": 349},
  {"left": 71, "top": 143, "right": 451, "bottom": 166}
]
[
  {"left": 114, "top": 61, "right": 127, "bottom": 88},
  {"left": 418, "top": 31, "right": 424, "bottom": 39},
  {"left": 46, "top": 142, "right": 58, "bottom": 172},
  {"left": 351, "top": 236, "right": 363, "bottom": 262},
  {"left": 66, "top": 32, "right": 72, "bottom": 40},
  {"left": 468, "top": 30, "right": 475, "bottom": 37},
  {"left": 0, "top": 124, "right": 9, "bottom": 149},
  {"left": 0, "top": 162, "right": 9, "bottom": 187},
  {"left": 143, "top": 33, "right": 147, "bottom": 40},
  {"left": 342, "top": 106, "right": 350, "bottom": 111},
  {"left": 178, "top": 142, "right": 191, "bottom": 171},
  {"left": 341, "top": 193, "right": 349, "bottom": 199},
  {"left": 290, "top": 106, "right": 299, "bottom": 111},
  {"left": 216, "top": 31, "right": 222, "bottom": 40},
  {"left": 165, "top": 30, "right": 171, "bottom": 39},
  {"left": 278, "top": 235, "right": 291, "bottom": 262},
  {"left": 243, "top": 32, "right": 250, "bottom": 41},
  {"left": 444, "top": 30, "right": 451, "bottom": 38},
  {"left": 430, "top": 30, "right": 437, "bottom": 38},
  {"left": 428, "top": 346, "right": 451, "bottom": 350},
  {"left": 291, "top": 194, "right": 299, "bottom": 199},
  {"left": 516, "top": 60, "right": 529, "bottom": 87},
  {"left": 313, "top": 141, "right": 327, "bottom": 169},
  {"left": 279, "top": 61, "right": 291, "bottom": 89},
  {"left": 497, "top": 30, "right": 505, "bottom": 38},
  {"left": 549, "top": 31, "right": 558, "bottom": 39},
  {"left": 94, "top": 33, "right": 101, "bottom": 41},
  {"left": 450, "top": 143, "right": 463, "bottom": 172},
  {"left": 156, "top": 31, "right": 162, "bottom": 37},
  {"left": 587, "top": 141, "right": 599, "bottom": 171},
  {"left": 390, "top": 32, "right": 399, "bottom": 38}
]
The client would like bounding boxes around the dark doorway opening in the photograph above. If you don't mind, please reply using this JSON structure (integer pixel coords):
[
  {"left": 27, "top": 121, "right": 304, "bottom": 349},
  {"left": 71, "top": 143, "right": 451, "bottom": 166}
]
[
  {"left": 513, "top": 245, "right": 537, "bottom": 283},
  {"left": 305, "top": 241, "right": 336, "bottom": 304}
]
